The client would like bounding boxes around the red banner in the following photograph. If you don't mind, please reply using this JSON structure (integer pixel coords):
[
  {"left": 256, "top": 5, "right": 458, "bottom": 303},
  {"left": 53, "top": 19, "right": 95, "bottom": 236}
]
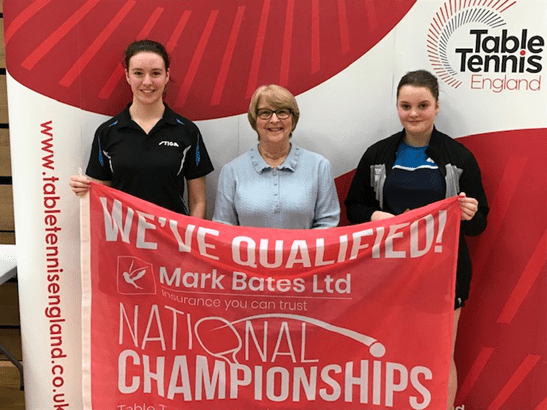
[{"left": 81, "top": 182, "right": 461, "bottom": 409}]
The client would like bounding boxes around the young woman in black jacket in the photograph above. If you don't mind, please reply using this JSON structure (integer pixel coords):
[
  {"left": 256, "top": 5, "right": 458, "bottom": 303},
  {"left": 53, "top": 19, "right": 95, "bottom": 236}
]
[{"left": 345, "top": 70, "right": 489, "bottom": 409}]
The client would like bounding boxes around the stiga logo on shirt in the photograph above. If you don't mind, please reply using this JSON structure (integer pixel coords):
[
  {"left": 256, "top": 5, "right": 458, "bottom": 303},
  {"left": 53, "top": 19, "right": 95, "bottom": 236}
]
[
  {"left": 427, "top": 0, "right": 544, "bottom": 93},
  {"left": 159, "top": 141, "right": 180, "bottom": 147},
  {"left": 117, "top": 256, "right": 156, "bottom": 295}
]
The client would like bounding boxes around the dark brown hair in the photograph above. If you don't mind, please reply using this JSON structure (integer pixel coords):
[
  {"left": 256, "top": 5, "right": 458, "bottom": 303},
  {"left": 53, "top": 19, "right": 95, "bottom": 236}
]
[
  {"left": 124, "top": 39, "right": 170, "bottom": 70},
  {"left": 397, "top": 70, "right": 439, "bottom": 101}
]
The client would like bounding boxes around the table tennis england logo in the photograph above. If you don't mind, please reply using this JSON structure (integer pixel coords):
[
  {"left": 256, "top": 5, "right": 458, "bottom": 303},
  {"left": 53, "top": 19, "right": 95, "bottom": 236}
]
[
  {"left": 117, "top": 256, "right": 156, "bottom": 295},
  {"left": 427, "top": 0, "right": 544, "bottom": 93}
]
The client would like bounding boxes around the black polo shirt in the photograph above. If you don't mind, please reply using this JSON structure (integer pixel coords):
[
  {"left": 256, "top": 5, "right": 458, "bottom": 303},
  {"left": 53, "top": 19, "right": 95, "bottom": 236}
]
[{"left": 86, "top": 104, "right": 214, "bottom": 214}]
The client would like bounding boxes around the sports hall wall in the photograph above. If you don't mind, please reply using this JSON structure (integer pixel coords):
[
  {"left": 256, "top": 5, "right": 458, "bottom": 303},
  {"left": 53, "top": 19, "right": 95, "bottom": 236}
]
[
  {"left": 0, "top": 2, "right": 14, "bottom": 245},
  {"left": 3, "top": 0, "right": 546, "bottom": 408}
]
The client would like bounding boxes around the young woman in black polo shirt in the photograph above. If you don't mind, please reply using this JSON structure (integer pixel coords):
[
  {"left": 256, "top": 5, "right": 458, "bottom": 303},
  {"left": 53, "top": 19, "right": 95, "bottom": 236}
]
[{"left": 70, "top": 40, "right": 213, "bottom": 217}]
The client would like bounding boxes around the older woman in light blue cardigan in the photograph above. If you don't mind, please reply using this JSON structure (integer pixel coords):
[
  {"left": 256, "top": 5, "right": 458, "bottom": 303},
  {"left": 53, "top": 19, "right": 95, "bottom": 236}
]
[{"left": 213, "top": 85, "right": 339, "bottom": 229}]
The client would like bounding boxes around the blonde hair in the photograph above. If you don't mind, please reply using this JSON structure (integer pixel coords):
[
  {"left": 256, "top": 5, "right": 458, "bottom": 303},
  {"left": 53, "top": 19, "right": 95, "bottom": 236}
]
[{"left": 248, "top": 85, "right": 300, "bottom": 136}]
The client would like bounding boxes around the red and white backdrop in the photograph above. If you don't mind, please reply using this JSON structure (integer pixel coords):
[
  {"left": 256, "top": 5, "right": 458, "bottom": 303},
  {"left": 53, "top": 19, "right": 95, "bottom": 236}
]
[{"left": 3, "top": 0, "right": 546, "bottom": 408}]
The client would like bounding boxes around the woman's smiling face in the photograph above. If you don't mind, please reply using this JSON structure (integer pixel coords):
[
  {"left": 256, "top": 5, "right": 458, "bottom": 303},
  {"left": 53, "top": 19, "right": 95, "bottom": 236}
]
[
  {"left": 256, "top": 100, "right": 293, "bottom": 145},
  {"left": 397, "top": 85, "right": 439, "bottom": 144},
  {"left": 126, "top": 51, "right": 169, "bottom": 106}
]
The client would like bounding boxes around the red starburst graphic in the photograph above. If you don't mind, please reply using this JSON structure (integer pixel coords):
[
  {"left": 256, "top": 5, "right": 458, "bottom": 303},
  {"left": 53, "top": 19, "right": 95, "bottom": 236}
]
[{"left": 426, "top": 0, "right": 516, "bottom": 88}]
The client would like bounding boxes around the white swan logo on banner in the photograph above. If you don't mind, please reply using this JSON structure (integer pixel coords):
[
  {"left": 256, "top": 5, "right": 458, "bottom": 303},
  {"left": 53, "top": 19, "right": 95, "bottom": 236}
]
[{"left": 117, "top": 256, "right": 156, "bottom": 295}]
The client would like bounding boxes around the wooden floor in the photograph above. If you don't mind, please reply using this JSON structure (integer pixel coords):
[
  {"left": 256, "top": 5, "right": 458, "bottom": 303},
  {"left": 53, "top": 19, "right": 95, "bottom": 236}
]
[{"left": 0, "top": 280, "right": 25, "bottom": 409}]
